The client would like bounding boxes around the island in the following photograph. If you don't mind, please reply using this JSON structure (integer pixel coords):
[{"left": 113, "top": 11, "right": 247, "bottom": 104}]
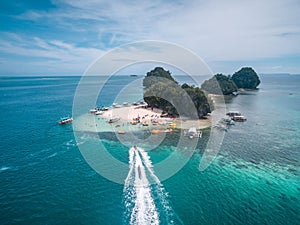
[
  {"left": 232, "top": 67, "right": 260, "bottom": 89},
  {"left": 73, "top": 66, "right": 260, "bottom": 134},
  {"left": 201, "top": 67, "right": 261, "bottom": 95},
  {"left": 201, "top": 73, "right": 238, "bottom": 95},
  {"left": 143, "top": 67, "right": 211, "bottom": 119}
]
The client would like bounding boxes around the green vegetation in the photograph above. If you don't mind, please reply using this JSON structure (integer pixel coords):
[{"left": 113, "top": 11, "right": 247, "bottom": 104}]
[
  {"left": 201, "top": 74, "right": 238, "bottom": 95},
  {"left": 143, "top": 67, "right": 211, "bottom": 118},
  {"left": 180, "top": 83, "right": 212, "bottom": 118},
  {"left": 232, "top": 67, "right": 260, "bottom": 89},
  {"left": 143, "top": 67, "right": 177, "bottom": 88},
  {"left": 201, "top": 67, "right": 260, "bottom": 95},
  {"left": 142, "top": 66, "right": 260, "bottom": 118}
]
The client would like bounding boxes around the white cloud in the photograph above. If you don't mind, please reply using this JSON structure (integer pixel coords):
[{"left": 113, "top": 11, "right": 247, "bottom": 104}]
[
  {"left": 0, "top": 33, "right": 105, "bottom": 75},
  {"left": 3, "top": 0, "right": 300, "bottom": 74}
]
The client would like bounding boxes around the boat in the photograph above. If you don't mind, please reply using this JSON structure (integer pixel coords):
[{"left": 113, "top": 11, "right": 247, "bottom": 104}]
[
  {"left": 232, "top": 115, "right": 247, "bottom": 121},
  {"left": 112, "top": 103, "right": 121, "bottom": 108},
  {"left": 168, "top": 123, "right": 176, "bottom": 128},
  {"left": 160, "top": 113, "right": 168, "bottom": 118},
  {"left": 184, "top": 127, "right": 202, "bottom": 139},
  {"left": 151, "top": 129, "right": 164, "bottom": 134},
  {"left": 164, "top": 128, "right": 173, "bottom": 133},
  {"left": 58, "top": 116, "right": 73, "bottom": 125},
  {"left": 151, "top": 119, "right": 158, "bottom": 125},
  {"left": 142, "top": 122, "right": 149, "bottom": 126},
  {"left": 138, "top": 165, "right": 142, "bottom": 179},
  {"left": 117, "top": 130, "right": 126, "bottom": 134},
  {"left": 89, "top": 109, "right": 97, "bottom": 114},
  {"left": 95, "top": 111, "right": 104, "bottom": 115},
  {"left": 151, "top": 130, "right": 160, "bottom": 134},
  {"left": 151, "top": 129, "right": 172, "bottom": 134},
  {"left": 220, "top": 118, "right": 235, "bottom": 125},
  {"left": 108, "top": 117, "right": 120, "bottom": 123},
  {"left": 226, "top": 111, "right": 241, "bottom": 117},
  {"left": 123, "top": 102, "right": 129, "bottom": 106},
  {"left": 213, "top": 124, "right": 228, "bottom": 131}
]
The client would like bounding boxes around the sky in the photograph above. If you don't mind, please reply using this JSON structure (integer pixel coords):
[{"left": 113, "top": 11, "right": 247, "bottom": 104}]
[{"left": 0, "top": 0, "right": 300, "bottom": 76}]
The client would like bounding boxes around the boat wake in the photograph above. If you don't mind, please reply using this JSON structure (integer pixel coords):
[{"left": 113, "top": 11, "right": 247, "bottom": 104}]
[{"left": 123, "top": 147, "right": 175, "bottom": 225}]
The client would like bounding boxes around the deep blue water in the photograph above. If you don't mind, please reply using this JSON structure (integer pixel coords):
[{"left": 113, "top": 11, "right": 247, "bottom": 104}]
[{"left": 0, "top": 75, "right": 299, "bottom": 225}]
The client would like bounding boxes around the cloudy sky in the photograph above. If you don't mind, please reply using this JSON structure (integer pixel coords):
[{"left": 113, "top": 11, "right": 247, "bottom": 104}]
[{"left": 1, "top": 0, "right": 300, "bottom": 75}]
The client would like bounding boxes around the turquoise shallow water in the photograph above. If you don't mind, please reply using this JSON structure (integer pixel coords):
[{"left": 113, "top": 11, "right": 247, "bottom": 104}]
[{"left": 0, "top": 75, "right": 299, "bottom": 224}]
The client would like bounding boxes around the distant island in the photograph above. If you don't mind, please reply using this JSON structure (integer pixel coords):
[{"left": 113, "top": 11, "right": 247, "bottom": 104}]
[{"left": 201, "top": 67, "right": 261, "bottom": 95}]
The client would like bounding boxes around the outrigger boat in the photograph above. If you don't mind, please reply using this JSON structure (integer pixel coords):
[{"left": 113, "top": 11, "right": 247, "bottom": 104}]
[{"left": 58, "top": 116, "right": 73, "bottom": 125}]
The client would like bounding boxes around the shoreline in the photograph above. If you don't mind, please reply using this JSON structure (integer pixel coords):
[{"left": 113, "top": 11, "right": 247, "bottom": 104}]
[{"left": 73, "top": 104, "right": 211, "bottom": 133}]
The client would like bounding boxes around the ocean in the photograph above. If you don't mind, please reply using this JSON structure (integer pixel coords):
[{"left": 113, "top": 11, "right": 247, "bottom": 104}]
[{"left": 0, "top": 74, "right": 299, "bottom": 225}]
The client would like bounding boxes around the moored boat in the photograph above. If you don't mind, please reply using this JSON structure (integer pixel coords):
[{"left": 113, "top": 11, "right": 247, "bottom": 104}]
[
  {"left": 112, "top": 103, "right": 121, "bottom": 108},
  {"left": 142, "top": 122, "right": 149, "bottom": 126},
  {"left": 226, "top": 111, "right": 241, "bottom": 117},
  {"left": 232, "top": 115, "right": 247, "bottom": 121},
  {"left": 89, "top": 109, "right": 97, "bottom": 114},
  {"left": 213, "top": 123, "right": 228, "bottom": 131},
  {"left": 117, "top": 130, "right": 126, "bottom": 134},
  {"left": 184, "top": 127, "right": 202, "bottom": 138},
  {"left": 220, "top": 117, "right": 235, "bottom": 125},
  {"left": 168, "top": 123, "right": 176, "bottom": 128},
  {"left": 131, "top": 121, "right": 139, "bottom": 125},
  {"left": 58, "top": 116, "right": 73, "bottom": 124},
  {"left": 164, "top": 128, "right": 172, "bottom": 133},
  {"left": 108, "top": 117, "right": 120, "bottom": 123},
  {"left": 95, "top": 111, "right": 104, "bottom": 115}
]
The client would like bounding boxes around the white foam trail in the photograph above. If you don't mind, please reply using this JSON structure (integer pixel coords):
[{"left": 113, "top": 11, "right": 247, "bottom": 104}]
[
  {"left": 124, "top": 146, "right": 177, "bottom": 225},
  {"left": 124, "top": 147, "right": 135, "bottom": 188},
  {"left": 137, "top": 148, "right": 175, "bottom": 224},
  {"left": 130, "top": 149, "right": 159, "bottom": 225},
  {"left": 137, "top": 147, "right": 160, "bottom": 184}
]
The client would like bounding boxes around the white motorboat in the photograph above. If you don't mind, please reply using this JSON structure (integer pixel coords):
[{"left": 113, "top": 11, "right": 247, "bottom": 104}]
[
  {"left": 95, "top": 111, "right": 104, "bottom": 115},
  {"left": 184, "top": 127, "right": 202, "bottom": 139}
]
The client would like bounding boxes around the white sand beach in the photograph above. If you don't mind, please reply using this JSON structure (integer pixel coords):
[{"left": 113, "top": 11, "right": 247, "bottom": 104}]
[
  {"left": 73, "top": 105, "right": 211, "bottom": 133},
  {"left": 101, "top": 105, "right": 163, "bottom": 123}
]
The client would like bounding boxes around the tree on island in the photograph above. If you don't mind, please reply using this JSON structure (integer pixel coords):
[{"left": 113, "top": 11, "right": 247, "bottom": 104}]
[
  {"left": 181, "top": 83, "right": 211, "bottom": 117},
  {"left": 232, "top": 67, "right": 260, "bottom": 89},
  {"left": 143, "top": 67, "right": 177, "bottom": 88},
  {"left": 201, "top": 74, "right": 238, "bottom": 95},
  {"left": 143, "top": 67, "right": 211, "bottom": 118}
]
